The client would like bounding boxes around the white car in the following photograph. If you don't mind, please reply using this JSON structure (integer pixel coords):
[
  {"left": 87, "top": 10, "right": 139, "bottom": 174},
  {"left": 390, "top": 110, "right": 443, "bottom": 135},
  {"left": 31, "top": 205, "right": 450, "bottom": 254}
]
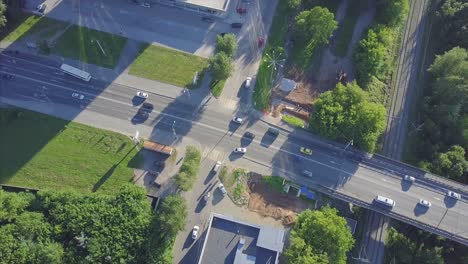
[
  {"left": 192, "top": 225, "right": 200, "bottom": 239},
  {"left": 72, "top": 92, "right": 84, "bottom": 100},
  {"left": 302, "top": 170, "right": 313, "bottom": 178},
  {"left": 419, "top": 199, "right": 431, "bottom": 207},
  {"left": 141, "top": 2, "right": 151, "bottom": 8},
  {"left": 403, "top": 175, "right": 415, "bottom": 183},
  {"left": 447, "top": 191, "right": 461, "bottom": 200},
  {"left": 36, "top": 3, "right": 47, "bottom": 14},
  {"left": 136, "top": 91, "right": 148, "bottom": 99},
  {"left": 234, "top": 147, "right": 247, "bottom": 154},
  {"left": 232, "top": 117, "right": 243, "bottom": 124},
  {"left": 245, "top": 77, "right": 252, "bottom": 88},
  {"left": 213, "top": 161, "right": 222, "bottom": 172},
  {"left": 218, "top": 183, "right": 227, "bottom": 195}
]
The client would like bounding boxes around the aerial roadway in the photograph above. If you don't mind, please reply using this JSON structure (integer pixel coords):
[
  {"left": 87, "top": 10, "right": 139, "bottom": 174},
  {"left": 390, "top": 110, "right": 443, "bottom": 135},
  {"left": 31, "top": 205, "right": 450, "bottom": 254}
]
[{"left": 1, "top": 52, "right": 468, "bottom": 246}]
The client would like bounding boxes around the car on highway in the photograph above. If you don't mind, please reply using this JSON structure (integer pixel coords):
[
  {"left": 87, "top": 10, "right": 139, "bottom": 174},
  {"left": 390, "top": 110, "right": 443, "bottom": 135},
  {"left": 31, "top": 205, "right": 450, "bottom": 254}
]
[
  {"left": 232, "top": 117, "right": 243, "bottom": 124},
  {"left": 213, "top": 161, "right": 222, "bottom": 172},
  {"left": 203, "top": 192, "right": 211, "bottom": 203},
  {"left": 218, "top": 183, "right": 227, "bottom": 195},
  {"left": 300, "top": 147, "right": 312, "bottom": 155},
  {"left": 419, "top": 199, "right": 431, "bottom": 208},
  {"left": 374, "top": 195, "right": 395, "bottom": 208},
  {"left": 447, "top": 191, "right": 461, "bottom": 200},
  {"left": 2, "top": 74, "right": 14, "bottom": 80},
  {"left": 244, "top": 131, "right": 255, "bottom": 139},
  {"left": 403, "top": 175, "right": 415, "bottom": 183},
  {"left": 192, "top": 225, "right": 200, "bottom": 239},
  {"left": 71, "top": 92, "right": 85, "bottom": 100},
  {"left": 231, "top": 23, "right": 243, "bottom": 28},
  {"left": 302, "top": 170, "right": 313, "bottom": 178},
  {"left": 36, "top": 3, "right": 47, "bottom": 15},
  {"left": 245, "top": 77, "right": 252, "bottom": 88},
  {"left": 136, "top": 91, "right": 148, "bottom": 99},
  {"left": 234, "top": 147, "right": 247, "bottom": 154}
]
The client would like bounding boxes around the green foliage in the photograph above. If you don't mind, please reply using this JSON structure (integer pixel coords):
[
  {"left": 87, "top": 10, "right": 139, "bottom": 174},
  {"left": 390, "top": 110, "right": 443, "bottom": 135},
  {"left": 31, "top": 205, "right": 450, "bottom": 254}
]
[
  {"left": 436, "top": 0, "right": 468, "bottom": 51},
  {"left": 285, "top": 207, "right": 354, "bottom": 264},
  {"left": 282, "top": 114, "right": 305, "bottom": 128},
  {"left": 293, "top": 7, "right": 337, "bottom": 68},
  {"left": 385, "top": 228, "right": 444, "bottom": 264},
  {"left": 262, "top": 176, "right": 285, "bottom": 193},
  {"left": 0, "top": 185, "right": 154, "bottom": 264},
  {"left": 209, "top": 51, "right": 233, "bottom": 81},
  {"left": 353, "top": 26, "right": 394, "bottom": 86},
  {"left": 175, "top": 146, "right": 201, "bottom": 191},
  {"left": 215, "top": 33, "right": 237, "bottom": 57},
  {"left": 376, "top": 0, "right": 409, "bottom": 26},
  {"left": 210, "top": 78, "right": 227, "bottom": 98},
  {"left": 310, "top": 82, "right": 387, "bottom": 152},
  {"left": 431, "top": 145, "right": 468, "bottom": 180},
  {"left": 287, "top": 0, "right": 301, "bottom": 10}
]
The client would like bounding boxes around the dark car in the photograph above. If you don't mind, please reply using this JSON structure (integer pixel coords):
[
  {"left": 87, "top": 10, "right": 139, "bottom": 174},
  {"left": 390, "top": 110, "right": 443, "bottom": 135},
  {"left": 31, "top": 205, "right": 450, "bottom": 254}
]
[
  {"left": 267, "top": 127, "right": 279, "bottom": 136},
  {"left": 2, "top": 74, "right": 14, "bottom": 80},
  {"left": 244, "top": 131, "right": 255, "bottom": 139},
  {"left": 231, "top": 23, "right": 243, "bottom": 29}
]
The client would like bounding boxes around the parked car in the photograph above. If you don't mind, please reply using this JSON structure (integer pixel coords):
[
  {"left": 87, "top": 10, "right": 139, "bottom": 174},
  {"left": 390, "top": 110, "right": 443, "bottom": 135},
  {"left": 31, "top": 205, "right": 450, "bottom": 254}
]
[
  {"left": 267, "top": 127, "right": 280, "bottom": 136},
  {"left": 447, "top": 191, "right": 461, "bottom": 200},
  {"left": 232, "top": 117, "right": 243, "bottom": 124},
  {"left": 245, "top": 77, "right": 252, "bottom": 88},
  {"left": 203, "top": 192, "right": 211, "bottom": 203},
  {"left": 302, "top": 170, "right": 313, "bottom": 178},
  {"left": 231, "top": 23, "right": 243, "bottom": 28},
  {"left": 213, "top": 161, "right": 222, "bottom": 172},
  {"left": 136, "top": 91, "right": 148, "bottom": 99},
  {"left": 72, "top": 92, "right": 84, "bottom": 100},
  {"left": 218, "top": 183, "right": 227, "bottom": 195},
  {"left": 244, "top": 131, "right": 255, "bottom": 139},
  {"left": 403, "top": 175, "right": 415, "bottom": 183},
  {"left": 234, "top": 147, "right": 247, "bottom": 154},
  {"left": 300, "top": 147, "right": 312, "bottom": 155},
  {"left": 419, "top": 199, "right": 431, "bottom": 207},
  {"left": 192, "top": 225, "right": 200, "bottom": 239}
]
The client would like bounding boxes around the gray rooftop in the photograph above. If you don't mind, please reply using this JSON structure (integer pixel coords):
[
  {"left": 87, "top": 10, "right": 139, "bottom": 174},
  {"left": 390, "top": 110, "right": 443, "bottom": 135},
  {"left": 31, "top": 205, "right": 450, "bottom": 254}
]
[
  {"left": 198, "top": 213, "right": 285, "bottom": 264},
  {"left": 176, "top": 0, "right": 231, "bottom": 12}
]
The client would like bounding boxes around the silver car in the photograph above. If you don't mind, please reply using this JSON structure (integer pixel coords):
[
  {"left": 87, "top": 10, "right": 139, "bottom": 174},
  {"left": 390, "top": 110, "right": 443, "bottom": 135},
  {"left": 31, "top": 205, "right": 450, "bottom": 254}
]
[
  {"left": 403, "top": 175, "right": 415, "bottom": 183},
  {"left": 136, "top": 91, "right": 148, "bottom": 99},
  {"left": 419, "top": 199, "right": 431, "bottom": 207},
  {"left": 72, "top": 92, "right": 84, "bottom": 100},
  {"left": 447, "top": 191, "right": 461, "bottom": 200},
  {"left": 218, "top": 183, "right": 227, "bottom": 195},
  {"left": 234, "top": 147, "right": 247, "bottom": 154},
  {"left": 232, "top": 117, "right": 243, "bottom": 124}
]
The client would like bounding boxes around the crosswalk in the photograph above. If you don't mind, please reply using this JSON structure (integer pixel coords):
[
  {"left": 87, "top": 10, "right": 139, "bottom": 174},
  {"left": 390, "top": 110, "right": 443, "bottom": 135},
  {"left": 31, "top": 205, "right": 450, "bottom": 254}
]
[{"left": 202, "top": 147, "right": 227, "bottom": 162}]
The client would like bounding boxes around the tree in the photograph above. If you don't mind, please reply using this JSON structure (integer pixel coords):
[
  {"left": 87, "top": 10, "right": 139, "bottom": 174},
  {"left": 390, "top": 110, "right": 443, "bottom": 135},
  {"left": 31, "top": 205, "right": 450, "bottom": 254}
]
[
  {"left": 310, "top": 82, "right": 387, "bottom": 152},
  {"left": 376, "top": 0, "right": 409, "bottom": 26},
  {"left": 285, "top": 208, "right": 354, "bottom": 264},
  {"left": 295, "top": 7, "right": 337, "bottom": 48},
  {"left": 209, "top": 52, "right": 233, "bottom": 80},
  {"left": 287, "top": 0, "right": 301, "bottom": 10},
  {"left": 215, "top": 33, "right": 237, "bottom": 57},
  {"left": 0, "top": 1, "right": 6, "bottom": 28},
  {"left": 156, "top": 194, "right": 187, "bottom": 238},
  {"left": 432, "top": 145, "right": 468, "bottom": 180}
]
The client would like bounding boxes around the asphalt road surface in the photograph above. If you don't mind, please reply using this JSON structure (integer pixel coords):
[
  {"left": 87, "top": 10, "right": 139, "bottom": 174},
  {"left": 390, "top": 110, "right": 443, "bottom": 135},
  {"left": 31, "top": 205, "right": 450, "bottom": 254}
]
[{"left": 1, "top": 52, "right": 468, "bottom": 246}]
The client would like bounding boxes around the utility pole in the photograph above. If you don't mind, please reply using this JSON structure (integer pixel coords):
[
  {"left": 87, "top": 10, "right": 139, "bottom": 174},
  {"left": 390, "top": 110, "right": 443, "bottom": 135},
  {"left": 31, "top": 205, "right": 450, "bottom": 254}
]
[{"left": 172, "top": 121, "right": 176, "bottom": 138}]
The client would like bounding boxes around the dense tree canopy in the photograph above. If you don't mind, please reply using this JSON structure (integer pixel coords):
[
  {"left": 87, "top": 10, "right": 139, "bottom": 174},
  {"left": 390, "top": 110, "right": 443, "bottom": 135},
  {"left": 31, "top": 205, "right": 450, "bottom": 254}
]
[
  {"left": 310, "top": 82, "right": 387, "bottom": 152},
  {"left": 284, "top": 208, "right": 354, "bottom": 264},
  {"left": 209, "top": 51, "right": 233, "bottom": 80},
  {"left": 294, "top": 6, "right": 337, "bottom": 67},
  {"left": 436, "top": 0, "right": 468, "bottom": 50},
  {"left": 215, "top": 33, "right": 237, "bottom": 58},
  {"left": 376, "top": 0, "right": 409, "bottom": 26},
  {"left": 0, "top": 185, "right": 155, "bottom": 264},
  {"left": 0, "top": 0, "right": 6, "bottom": 28},
  {"left": 431, "top": 145, "right": 468, "bottom": 180}
]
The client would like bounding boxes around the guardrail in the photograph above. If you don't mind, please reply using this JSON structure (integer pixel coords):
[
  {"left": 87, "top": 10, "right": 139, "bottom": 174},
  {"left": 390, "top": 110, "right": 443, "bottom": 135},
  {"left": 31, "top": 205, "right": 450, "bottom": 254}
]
[{"left": 317, "top": 184, "right": 468, "bottom": 246}]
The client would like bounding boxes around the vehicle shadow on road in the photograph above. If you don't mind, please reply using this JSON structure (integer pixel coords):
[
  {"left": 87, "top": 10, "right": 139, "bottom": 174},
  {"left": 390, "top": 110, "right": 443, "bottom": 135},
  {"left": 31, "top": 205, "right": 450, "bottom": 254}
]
[{"left": 413, "top": 204, "right": 429, "bottom": 216}]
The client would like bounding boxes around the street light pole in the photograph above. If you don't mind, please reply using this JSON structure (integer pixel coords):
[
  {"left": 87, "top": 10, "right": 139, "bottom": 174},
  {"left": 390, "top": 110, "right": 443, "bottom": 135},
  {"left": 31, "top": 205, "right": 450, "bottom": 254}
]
[
  {"left": 172, "top": 121, "right": 176, "bottom": 138},
  {"left": 341, "top": 139, "right": 353, "bottom": 155}
]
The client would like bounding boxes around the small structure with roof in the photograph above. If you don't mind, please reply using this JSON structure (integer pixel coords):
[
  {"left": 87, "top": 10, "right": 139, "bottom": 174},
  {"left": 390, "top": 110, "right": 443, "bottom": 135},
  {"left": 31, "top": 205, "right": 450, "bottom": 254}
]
[
  {"left": 198, "top": 213, "right": 285, "bottom": 264},
  {"left": 279, "top": 78, "right": 297, "bottom": 93}
]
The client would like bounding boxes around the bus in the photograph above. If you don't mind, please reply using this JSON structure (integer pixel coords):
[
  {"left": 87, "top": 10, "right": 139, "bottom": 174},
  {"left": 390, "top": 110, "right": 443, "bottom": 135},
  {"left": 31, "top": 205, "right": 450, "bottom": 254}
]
[{"left": 60, "top": 64, "right": 91, "bottom": 82}]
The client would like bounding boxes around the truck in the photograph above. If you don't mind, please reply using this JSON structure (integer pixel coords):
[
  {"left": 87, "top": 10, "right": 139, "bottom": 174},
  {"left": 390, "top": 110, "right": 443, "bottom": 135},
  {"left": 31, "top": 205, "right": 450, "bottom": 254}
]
[{"left": 143, "top": 140, "right": 173, "bottom": 156}]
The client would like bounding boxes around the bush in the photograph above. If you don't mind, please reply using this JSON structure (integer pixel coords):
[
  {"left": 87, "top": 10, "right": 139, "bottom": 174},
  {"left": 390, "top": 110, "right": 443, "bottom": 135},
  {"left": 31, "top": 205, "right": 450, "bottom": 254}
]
[
  {"left": 174, "top": 146, "right": 201, "bottom": 191},
  {"left": 210, "top": 78, "right": 227, "bottom": 98},
  {"left": 287, "top": 0, "right": 301, "bottom": 10},
  {"left": 282, "top": 114, "right": 305, "bottom": 128}
]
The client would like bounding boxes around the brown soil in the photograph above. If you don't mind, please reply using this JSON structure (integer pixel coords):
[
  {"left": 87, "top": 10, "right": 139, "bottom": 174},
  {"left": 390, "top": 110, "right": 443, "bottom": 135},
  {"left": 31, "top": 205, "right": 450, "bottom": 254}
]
[{"left": 247, "top": 175, "right": 312, "bottom": 223}]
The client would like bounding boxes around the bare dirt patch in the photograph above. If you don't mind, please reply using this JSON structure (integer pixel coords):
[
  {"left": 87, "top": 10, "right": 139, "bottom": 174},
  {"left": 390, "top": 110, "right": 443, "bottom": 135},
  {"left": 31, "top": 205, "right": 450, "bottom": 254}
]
[{"left": 247, "top": 175, "right": 313, "bottom": 224}]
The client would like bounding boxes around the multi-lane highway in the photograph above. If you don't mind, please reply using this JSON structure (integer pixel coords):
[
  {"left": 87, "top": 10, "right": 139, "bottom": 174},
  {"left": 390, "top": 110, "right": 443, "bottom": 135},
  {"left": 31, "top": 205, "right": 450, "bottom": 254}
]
[{"left": 1, "top": 52, "right": 468, "bottom": 246}]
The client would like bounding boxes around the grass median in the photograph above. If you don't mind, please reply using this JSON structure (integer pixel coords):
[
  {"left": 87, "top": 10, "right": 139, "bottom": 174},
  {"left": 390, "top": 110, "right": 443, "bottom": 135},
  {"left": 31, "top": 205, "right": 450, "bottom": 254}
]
[
  {"left": 175, "top": 146, "right": 201, "bottom": 191},
  {"left": 282, "top": 114, "right": 305, "bottom": 128},
  {"left": 1, "top": 14, "right": 69, "bottom": 43},
  {"left": 55, "top": 25, "right": 127, "bottom": 69},
  {"left": 130, "top": 44, "right": 209, "bottom": 88},
  {"left": 0, "top": 109, "right": 143, "bottom": 193}
]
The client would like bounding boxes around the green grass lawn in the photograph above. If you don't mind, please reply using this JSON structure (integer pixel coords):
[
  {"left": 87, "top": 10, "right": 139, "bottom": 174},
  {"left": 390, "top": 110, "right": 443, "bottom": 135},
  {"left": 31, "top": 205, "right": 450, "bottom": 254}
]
[
  {"left": 0, "top": 109, "right": 143, "bottom": 193},
  {"left": 333, "top": 1, "right": 363, "bottom": 57},
  {"left": 1, "top": 14, "right": 69, "bottom": 42},
  {"left": 54, "top": 25, "right": 127, "bottom": 69},
  {"left": 282, "top": 114, "right": 305, "bottom": 128},
  {"left": 262, "top": 176, "right": 285, "bottom": 193},
  {"left": 210, "top": 78, "right": 227, "bottom": 97},
  {"left": 129, "top": 44, "right": 209, "bottom": 88}
]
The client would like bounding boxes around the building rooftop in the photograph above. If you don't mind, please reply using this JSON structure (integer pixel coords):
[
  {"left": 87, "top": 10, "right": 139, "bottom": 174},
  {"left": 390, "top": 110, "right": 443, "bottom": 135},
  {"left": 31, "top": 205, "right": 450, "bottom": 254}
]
[
  {"left": 176, "top": 0, "right": 231, "bottom": 12},
  {"left": 198, "top": 213, "right": 285, "bottom": 264}
]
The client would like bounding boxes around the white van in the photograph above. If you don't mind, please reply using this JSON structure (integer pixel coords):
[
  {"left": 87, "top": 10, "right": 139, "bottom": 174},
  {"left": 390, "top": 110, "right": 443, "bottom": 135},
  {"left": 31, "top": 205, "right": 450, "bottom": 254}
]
[{"left": 374, "top": 195, "right": 395, "bottom": 208}]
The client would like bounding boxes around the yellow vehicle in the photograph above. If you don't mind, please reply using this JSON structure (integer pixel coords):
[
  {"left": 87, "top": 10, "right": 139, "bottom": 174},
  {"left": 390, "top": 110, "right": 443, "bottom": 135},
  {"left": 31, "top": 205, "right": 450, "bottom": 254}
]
[{"left": 300, "top": 147, "right": 312, "bottom": 155}]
